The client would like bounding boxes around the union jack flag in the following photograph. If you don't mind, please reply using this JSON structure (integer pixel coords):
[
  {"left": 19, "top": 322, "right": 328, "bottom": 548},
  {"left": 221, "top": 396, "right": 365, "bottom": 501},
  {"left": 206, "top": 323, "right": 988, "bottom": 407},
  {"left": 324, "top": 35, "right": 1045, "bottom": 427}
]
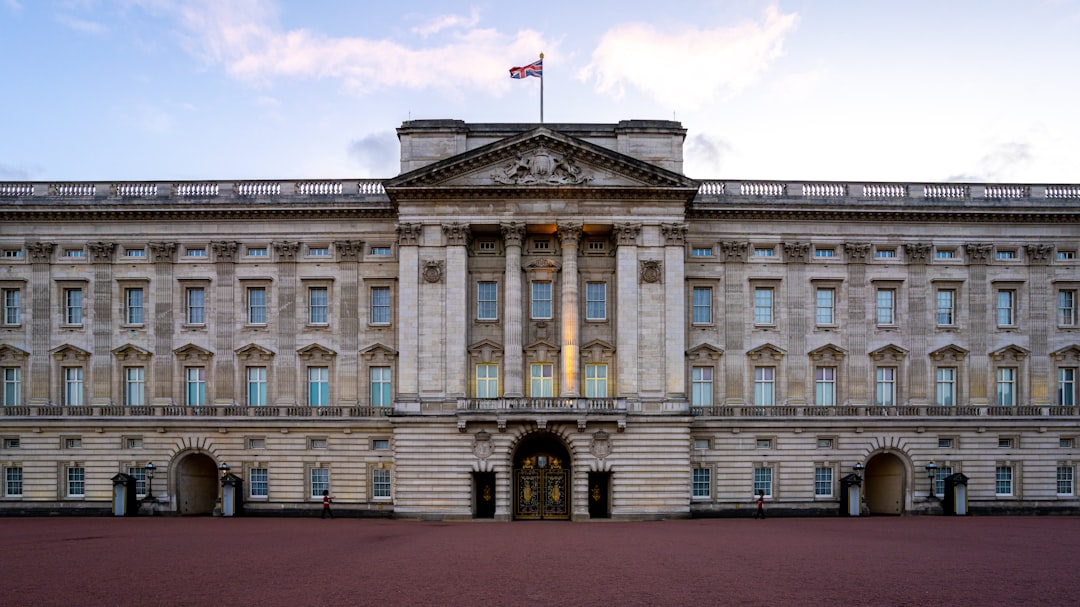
[{"left": 509, "top": 59, "right": 542, "bottom": 79}]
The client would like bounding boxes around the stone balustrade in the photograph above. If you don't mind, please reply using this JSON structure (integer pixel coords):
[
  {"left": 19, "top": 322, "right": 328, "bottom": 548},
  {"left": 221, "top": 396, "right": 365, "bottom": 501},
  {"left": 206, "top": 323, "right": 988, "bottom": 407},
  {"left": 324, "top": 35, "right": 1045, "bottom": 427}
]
[
  {"left": 457, "top": 397, "right": 626, "bottom": 412},
  {"left": 695, "top": 180, "right": 1080, "bottom": 200},
  {"left": 0, "top": 405, "right": 393, "bottom": 417},
  {"left": 691, "top": 404, "right": 1078, "bottom": 417},
  {"left": 0, "top": 180, "right": 387, "bottom": 199}
]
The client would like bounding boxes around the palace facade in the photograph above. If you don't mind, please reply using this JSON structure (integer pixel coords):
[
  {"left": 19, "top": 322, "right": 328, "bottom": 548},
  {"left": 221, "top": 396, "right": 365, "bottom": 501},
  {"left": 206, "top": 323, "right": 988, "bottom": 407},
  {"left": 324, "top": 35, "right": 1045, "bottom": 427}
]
[{"left": 1, "top": 119, "right": 1078, "bottom": 519}]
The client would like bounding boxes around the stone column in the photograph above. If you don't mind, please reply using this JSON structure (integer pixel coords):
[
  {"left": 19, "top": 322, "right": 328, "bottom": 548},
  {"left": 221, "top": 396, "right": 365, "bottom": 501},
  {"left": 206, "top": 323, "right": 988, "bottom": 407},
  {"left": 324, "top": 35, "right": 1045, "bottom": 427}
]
[
  {"left": 1025, "top": 244, "right": 1054, "bottom": 405},
  {"left": 211, "top": 241, "right": 239, "bottom": 405},
  {"left": 782, "top": 242, "right": 811, "bottom": 405},
  {"left": 844, "top": 242, "right": 871, "bottom": 405},
  {"left": 443, "top": 223, "right": 470, "bottom": 398},
  {"left": 88, "top": 242, "right": 116, "bottom": 405},
  {"left": 720, "top": 241, "right": 749, "bottom": 404},
  {"left": 557, "top": 223, "right": 582, "bottom": 397},
  {"left": 965, "top": 243, "right": 993, "bottom": 405},
  {"left": 148, "top": 242, "right": 177, "bottom": 405},
  {"left": 272, "top": 241, "right": 300, "bottom": 405},
  {"left": 501, "top": 222, "right": 526, "bottom": 397},
  {"left": 333, "top": 240, "right": 363, "bottom": 406},
  {"left": 396, "top": 223, "right": 422, "bottom": 405},
  {"left": 613, "top": 224, "right": 641, "bottom": 398},
  {"left": 662, "top": 224, "right": 688, "bottom": 399},
  {"left": 903, "top": 243, "right": 931, "bottom": 405},
  {"left": 26, "top": 242, "right": 55, "bottom": 405}
]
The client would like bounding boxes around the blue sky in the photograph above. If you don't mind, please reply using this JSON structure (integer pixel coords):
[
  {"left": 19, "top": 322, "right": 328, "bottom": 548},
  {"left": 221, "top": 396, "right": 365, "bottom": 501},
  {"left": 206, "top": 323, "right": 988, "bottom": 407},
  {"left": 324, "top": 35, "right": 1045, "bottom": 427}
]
[{"left": 1, "top": 0, "right": 1078, "bottom": 183}]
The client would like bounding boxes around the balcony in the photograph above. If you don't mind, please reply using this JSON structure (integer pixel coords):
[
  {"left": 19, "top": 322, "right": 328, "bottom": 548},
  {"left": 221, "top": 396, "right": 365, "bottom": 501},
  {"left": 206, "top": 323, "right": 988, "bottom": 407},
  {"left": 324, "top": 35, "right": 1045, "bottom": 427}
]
[{"left": 457, "top": 397, "right": 626, "bottom": 413}]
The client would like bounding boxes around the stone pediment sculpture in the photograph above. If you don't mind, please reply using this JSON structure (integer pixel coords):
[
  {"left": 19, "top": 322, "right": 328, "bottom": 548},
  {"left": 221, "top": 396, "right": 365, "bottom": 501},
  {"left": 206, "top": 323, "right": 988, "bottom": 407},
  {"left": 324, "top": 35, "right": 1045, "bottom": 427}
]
[{"left": 491, "top": 145, "right": 592, "bottom": 186}]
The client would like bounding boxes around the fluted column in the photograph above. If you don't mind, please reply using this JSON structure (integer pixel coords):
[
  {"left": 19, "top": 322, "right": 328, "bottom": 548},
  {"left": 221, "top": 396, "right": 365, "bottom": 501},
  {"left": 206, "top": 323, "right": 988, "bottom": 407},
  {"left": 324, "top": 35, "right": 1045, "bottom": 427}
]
[
  {"left": 148, "top": 242, "right": 177, "bottom": 405},
  {"left": 844, "top": 242, "right": 871, "bottom": 405},
  {"left": 1026, "top": 244, "right": 1054, "bottom": 404},
  {"left": 26, "top": 242, "right": 55, "bottom": 405},
  {"left": 662, "top": 224, "right": 688, "bottom": 399},
  {"left": 614, "top": 224, "right": 641, "bottom": 398},
  {"left": 88, "top": 242, "right": 116, "bottom": 405},
  {"left": 211, "top": 241, "right": 239, "bottom": 405},
  {"left": 396, "top": 223, "right": 422, "bottom": 404},
  {"left": 444, "top": 223, "right": 470, "bottom": 398},
  {"left": 720, "top": 241, "right": 749, "bottom": 404},
  {"left": 782, "top": 242, "right": 811, "bottom": 404},
  {"left": 903, "top": 243, "right": 931, "bottom": 405},
  {"left": 966, "top": 243, "right": 992, "bottom": 405},
  {"left": 272, "top": 241, "right": 300, "bottom": 405},
  {"left": 558, "top": 223, "right": 582, "bottom": 397},
  {"left": 501, "top": 222, "right": 526, "bottom": 397},
  {"left": 333, "top": 240, "right": 363, "bottom": 405}
]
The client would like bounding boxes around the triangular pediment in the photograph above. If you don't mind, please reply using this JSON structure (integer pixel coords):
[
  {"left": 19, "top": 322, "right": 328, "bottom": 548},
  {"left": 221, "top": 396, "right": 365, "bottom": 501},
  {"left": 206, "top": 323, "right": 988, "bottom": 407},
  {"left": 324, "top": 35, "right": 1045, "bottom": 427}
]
[
  {"left": 930, "top": 344, "right": 968, "bottom": 362},
  {"left": 0, "top": 344, "right": 29, "bottom": 362},
  {"left": 235, "top": 343, "right": 275, "bottom": 361},
  {"left": 298, "top": 343, "right": 336, "bottom": 360},
  {"left": 173, "top": 343, "right": 213, "bottom": 361},
  {"left": 747, "top": 343, "right": 786, "bottom": 361},
  {"left": 687, "top": 343, "right": 724, "bottom": 360},
  {"left": 809, "top": 344, "right": 847, "bottom": 361},
  {"left": 51, "top": 343, "right": 91, "bottom": 361},
  {"left": 990, "top": 344, "right": 1030, "bottom": 361},
  {"left": 361, "top": 342, "right": 397, "bottom": 361},
  {"left": 1052, "top": 345, "right": 1080, "bottom": 362},
  {"left": 386, "top": 128, "right": 699, "bottom": 195},
  {"left": 870, "top": 344, "right": 908, "bottom": 362},
  {"left": 112, "top": 343, "right": 152, "bottom": 361}
]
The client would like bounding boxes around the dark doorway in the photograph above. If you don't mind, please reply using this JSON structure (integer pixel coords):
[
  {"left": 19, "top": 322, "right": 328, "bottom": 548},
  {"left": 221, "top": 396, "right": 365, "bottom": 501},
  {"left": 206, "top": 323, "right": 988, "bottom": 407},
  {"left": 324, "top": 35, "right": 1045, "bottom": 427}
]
[
  {"left": 587, "top": 472, "right": 611, "bottom": 519},
  {"left": 513, "top": 433, "right": 571, "bottom": 520},
  {"left": 474, "top": 472, "right": 496, "bottom": 519},
  {"left": 865, "top": 452, "right": 905, "bottom": 515},
  {"left": 176, "top": 453, "right": 219, "bottom": 515}
]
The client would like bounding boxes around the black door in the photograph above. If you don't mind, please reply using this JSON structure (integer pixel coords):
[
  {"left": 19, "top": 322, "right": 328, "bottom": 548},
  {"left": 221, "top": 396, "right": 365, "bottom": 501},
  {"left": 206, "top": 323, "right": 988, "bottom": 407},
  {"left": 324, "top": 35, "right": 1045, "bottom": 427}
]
[
  {"left": 588, "top": 472, "right": 610, "bottom": 519},
  {"left": 474, "top": 472, "right": 496, "bottom": 519}
]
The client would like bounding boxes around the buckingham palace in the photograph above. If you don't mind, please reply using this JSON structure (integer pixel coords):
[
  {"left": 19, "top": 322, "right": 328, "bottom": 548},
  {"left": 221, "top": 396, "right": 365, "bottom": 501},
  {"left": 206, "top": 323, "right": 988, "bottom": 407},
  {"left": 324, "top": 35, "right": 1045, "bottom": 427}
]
[{"left": 1, "top": 119, "right": 1078, "bottom": 519}]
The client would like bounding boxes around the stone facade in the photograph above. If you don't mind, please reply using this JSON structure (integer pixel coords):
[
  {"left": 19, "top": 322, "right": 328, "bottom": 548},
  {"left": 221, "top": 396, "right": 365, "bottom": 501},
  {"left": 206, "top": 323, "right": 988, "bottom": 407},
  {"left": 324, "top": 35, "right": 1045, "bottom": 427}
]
[{"left": 0, "top": 119, "right": 1078, "bottom": 518}]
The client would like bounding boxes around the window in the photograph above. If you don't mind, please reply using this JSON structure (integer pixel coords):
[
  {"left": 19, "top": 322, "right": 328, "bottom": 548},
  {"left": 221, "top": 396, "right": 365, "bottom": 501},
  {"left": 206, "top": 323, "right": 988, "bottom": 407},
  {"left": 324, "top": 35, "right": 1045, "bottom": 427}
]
[
  {"left": 584, "top": 364, "right": 608, "bottom": 398},
  {"left": 754, "top": 367, "right": 775, "bottom": 406},
  {"left": 938, "top": 438, "right": 954, "bottom": 448},
  {"left": 756, "top": 438, "right": 772, "bottom": 449},
  {"left": 125, "top": 248, "right": 145, "bottom": 258},
  {"left": 477, "top": 282, "right": 498, "bottom": 321},
  {"left": 5, "top": 466, "right": 22, "bottom": 497},
  {"left": 308, "top": 287, "right": 328, "bottom": 324},
  {"left": 247, "top": 437, "right": 266, "bottom": 449},
  {"left": 531, "top": 281, "right": 552, "bottom": 319},
  {"left": 996, "top": 249, "right": 1017, "bottom": 260},
  {"left": 692, "top": 468, "right": 711, "bottom": 498},
  {"left": 476, "top": 364, "right": 498, "bottom": 398},
  {"left": 815, "top": 367, "right": 836, "bottom": 406},
  {"left": 752, "top": 247, "right": 775, "bottom": 257},
  {"left": 876, "top": 288, "right": 896, "bottom": 325},
  {"left": 936, "top": 289, "right": 956, "bottom": 326},
  {"left": 691, "top": 247, "right": 713, "bottom": 257},
  {"left": 876, "top": 367, "right": 896, "bottom": 406},
  {"left": 124, "top": 367, "right": 145, "bottom": 406},
  {"left": 1060, "top": 438, "right": 1074, "bottom": 448},
  {"left": 1057, "top": 466, "right": 1074, "bottom": 496},
  {"left": 67, "top": 466, "right": 85, "bottom": 497},
  {"left": 815, "top": 467, "right": 834, "bottom": 497},
  {"left": 63, "top": 367, "right": 84, "bottom": 406},
  {"left": 996, "top": 289, "right": 1016, "bottom": 326},
  {"left": 2, "top": 288, "right": 20, "bottom": 325},
  {"left": 373, "top": 439, "right": 390, "bottom": 451},
  {"left": 308, "top": 366, "right": 329, "bottom": 406},
  {"left": 186, "top": 287, "right": 205, "bottom": 325},
  {"left": 934, "top": 465, "right": 953, "bottom": 497},
  {"left": 691, "top": 367, "right": 713, "bottom": 407},
  {"left": 995, "top": 465, "right": 1013, "bottom": 496},
  {"left": 185, "top": 367, "right": 206, "bottom": 406},
  {"left": 753, "top": 467, "right": 773, "bottom": 498},
  {"left": 370, "top": 367, "right": 391, "bottom": 407},
  {"left": 692, "top": 287, "right": 712, "bottom": 324},
  {"left": 935, "top": 249, "right": 955, "bottom": 260},
  {"left": 63, "top": 248, "right": 85, "bottom": 258},
  {"left": 4, "top": 437, "right": 21, "bottom": 449},
  {"left": 308, "top": 246, "right": 330, "bottom": 257},
  {"left": 247, "top": 247, "right": 268, "bottom": 257},
  {"left": 693, "top": 438, "right": 710, "bottom": 450},
  {"left": 247, "top": 287, "right": 267, "bottom": 324},
  {"left": 1059, "top": 368, "right": 1077, "bottom": 406},
  {"left": 247, "top": 367, "right": 267, "bottom": 406},
  {"left": 875, "top": 249, "right": 896, "bottom": 259},
  {"left": 370, "top": 286, "right": 391, "bottom": 325},
  {"left": 63, "top": 287, "right": 83, "bottom": 325},
  {"left": 1058, "top": 250, "right": 1076, "bottom": 261},
  {"left": 309, "top": 438, "right": 328, "bottom": 449},
  {"left": 3, "top": 367, "right": 21, "bottom": 406},
  {"left": 250, "top": 468, "right": 268, "bottom": 498},
  {"left": 533, "top": 239, "right": 550, "bottom": 251},
  {"left": 586, "top": 240, "right": 606, "bottom": 253},
  {"left": 814, "top": 248, "right": 835, "bottom": 258},
  {"left": 185, "top": 247, "right": 207, "bottom": 258},
  {"left": 585, "top": 282, "right": 606, "bottom": 321},
  {"left": 310, "top": 468, "right": 329, "bottom": 499},
  {"left": 477, "top": 240, "right": 496, "bottom": 253},
  {"left": 530, "top": 363, "right": 553, "bottom": 397},
  {"left": 754, "top": 288, "right": 774, "bottom": 325},
  {"left": 996, "top": 367, "right": 1017, "bottom": 406},
  {"left": 817, "top": 438, "right": 834, "bottom": 449},
  {"left": 998, "top": 437, "right": 1014, "bottom": 449},
  {"left": 815, "top": 288, "right": 835, "bottom": 325},
  {"left": 125, "top": 437, "right": 143, "bottom": 449},
  {"left": 935, "top": 368, "right": 956, "bottom": 406},
  {"left": 127, "top": 467, "right": 147, "bottom": 496},
  {"left": 124, "top": 287, "right": 144, "bottom": 325},
  {"left": 2, "top": 249, "right": 23, "bottom": 258},
  {"left": 370, "top": 246, "right": 392, "bottom": 256},
  {"left": 65, "top": 437, "right": 82, "bottom": 449},
  {"left": 1059, "top": 290, "right": 1077, "bottom": 326},
  {"left": 372, "top": 468, "right": 392, "bottom": 499}
]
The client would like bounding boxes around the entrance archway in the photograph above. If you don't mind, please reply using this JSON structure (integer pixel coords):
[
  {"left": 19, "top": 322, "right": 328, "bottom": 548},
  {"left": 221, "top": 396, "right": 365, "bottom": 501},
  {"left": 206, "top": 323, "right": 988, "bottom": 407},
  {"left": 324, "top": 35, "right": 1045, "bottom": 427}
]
[
  {"left": 512, "top": 433, "right": 571, "bottom": 520},
  {"left": 864, "top": 452, "right": 905, "bottom": 515},
  {"left": 175, "top": 453, "right": 219, "bottom": 515}
]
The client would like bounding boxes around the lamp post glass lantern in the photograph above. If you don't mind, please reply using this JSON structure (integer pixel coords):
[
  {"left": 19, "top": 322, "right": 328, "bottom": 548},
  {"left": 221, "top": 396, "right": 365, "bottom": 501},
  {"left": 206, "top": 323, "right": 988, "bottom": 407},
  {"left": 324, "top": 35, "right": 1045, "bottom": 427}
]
[
  {"left": 144, "top": 461, "right": 155, "bottom": 500},
  {"left": 853, "top": 462, "right": 864, "bottom": 479},
  {"left": 219, "top": 461, "right": 230, "bottom": 478},
  {"left": 925, "top": 460, "right": 938, "bottom": 500}
]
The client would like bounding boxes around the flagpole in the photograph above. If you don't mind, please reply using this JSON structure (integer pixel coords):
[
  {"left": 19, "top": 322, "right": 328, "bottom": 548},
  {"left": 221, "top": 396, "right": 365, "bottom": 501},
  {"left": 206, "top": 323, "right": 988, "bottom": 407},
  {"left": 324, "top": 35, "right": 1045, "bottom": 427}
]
[{"left": 539, "top": 52, "right": 544, "bottom": 123}]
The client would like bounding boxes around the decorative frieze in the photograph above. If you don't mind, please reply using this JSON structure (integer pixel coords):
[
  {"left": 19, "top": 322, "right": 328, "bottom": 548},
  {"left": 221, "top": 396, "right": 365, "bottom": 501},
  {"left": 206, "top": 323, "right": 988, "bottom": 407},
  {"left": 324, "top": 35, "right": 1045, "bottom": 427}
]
[
  {"left": 422, "top": 260, "right": 444, "bottom": 283},
  {"left": 491, "top": 146, "right": 592, "bottom": 185}
]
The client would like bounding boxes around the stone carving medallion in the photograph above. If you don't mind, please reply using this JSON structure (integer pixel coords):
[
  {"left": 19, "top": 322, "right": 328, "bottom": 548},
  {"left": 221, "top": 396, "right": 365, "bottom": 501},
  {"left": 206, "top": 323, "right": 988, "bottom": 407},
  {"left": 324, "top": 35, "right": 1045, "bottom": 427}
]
[
  {"left": 590, "top": 430, "right": 612, "bottom": 459},
  {"left": 473, "top": 430, "right": 493, "bottom": 459},
  {"left": 640, "top": 260, "right": 663, "bottom": 284},
  {"left": 492, "top": 146, "right": 592, "bottom": 185},
  {"left": 422, "top": 260, "right": 444, "bottom": 283}
]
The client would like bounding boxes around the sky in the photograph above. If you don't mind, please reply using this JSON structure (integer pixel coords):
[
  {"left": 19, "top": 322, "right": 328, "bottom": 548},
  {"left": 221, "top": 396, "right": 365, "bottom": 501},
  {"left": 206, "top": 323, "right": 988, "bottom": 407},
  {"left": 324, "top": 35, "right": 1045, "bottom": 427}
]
[{"left": 1, "top": 0, "right": 1078, "bottom": 184}]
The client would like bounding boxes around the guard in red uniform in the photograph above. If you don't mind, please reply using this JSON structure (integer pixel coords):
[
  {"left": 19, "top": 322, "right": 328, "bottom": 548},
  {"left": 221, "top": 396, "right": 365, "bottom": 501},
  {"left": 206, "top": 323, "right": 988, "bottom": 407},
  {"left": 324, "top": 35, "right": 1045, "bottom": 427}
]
[{"left": 322, "top": 489, "right": 334, "bottom": 519}]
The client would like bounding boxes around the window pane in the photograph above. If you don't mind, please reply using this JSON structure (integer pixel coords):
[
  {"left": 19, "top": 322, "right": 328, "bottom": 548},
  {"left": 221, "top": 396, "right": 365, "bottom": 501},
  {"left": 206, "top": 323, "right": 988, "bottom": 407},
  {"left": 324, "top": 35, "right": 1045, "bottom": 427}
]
[
  {"left": 477, "top": 282, "right": 498, "bottom": 320},
  {"left": 815, "top": 367, "right": 836, "bottom": 405},
  {"left": 65, "top": 289, "right": 83, "bottom": 324},
  {"left": 64, "top": 367, "right": 84, "bottom": 406},
  {"left": 248, "top": 288, "right": 267, "bottom": 324},
  {"left": 936, "top": 368, "right": 956, "bottom": 406},
  {"left": 585, "top": 364, "right": 607, "bottom": 398},
  {"left": 753, "top": 467, "right": 772, "bottom": 497},
  {"left": 370, "top": 366, "right": 392, "bottom": 406},
  {"left": 1059, "top": 368, "right": 1076, "bottom": 406},
  {"left": 754, "top": 288, "right": 773, "bottom": 324},
  {"left": 876, "top": 289, "right": 894, "bottom": 325},
  {"left": 691, "top": 367, "right": 713, "bottom": 407},
  {"left": 4, "top": 367, "right": 22, "bottom": 406},
  {"left": 815, "top": 288, "right": 834, "bottom": 324},
  {"left": 186, "top": 367, "right": 206, "bottom": 406},
  {"left": 530, "top": 363, "right": 553, "bottom": 397},
  {"left": 692, "top": 468, "right": 711, "bottom": 498},
  {"left": 309, "top": 287, "right": 328, "bottom": 324},
  {"left": 692, "top": 287, "right": 712, "bottom": 324},
  {"left": 996, "top": 290, "right": 1014, "bottom": 326},
  {"left": 310, "top": 468, "right": 329, "bottom": 498},
  {"left": 996, "top": 368, "right": 1016, "bottom": 406},
  {"left": 754, "top": 367, "right": 774, "bottom": 406},
  {"left": 247, "top": 367, "right": 267, "bottom": 406},
  {"left": 876, "top": 367, "right": 896, "bottom": 406},
  {"left": 2, "top": 288, "right": 20, "bottom": 325},
  {"left": 1059, "top": 290, "right": 1076, "bottom": 326},
  {"left": 309, "top": 367, "right": 329, "bottom": 406},
  {"left": 585, "top": 282, "right": 606, "bottom": 321},
  {"left": 815, "top": 467, "right": 833, "bottom": 497},
  {"left": 936, "top": 290, "right": 955, "bottom": 325},
  {"left": 371, "top": 287, "right": 391, "bottom": 324},
  {"left": 531, "top": 281, "right": 552, "bottom": 319},
  {"left": 187, "top": 288, "right": 205, "bottom": 324},
  {"left": 476, "top": 364, "right": 499, "bottom": 398},
  {"left": 125, "top": 367, "right": 145, "bottom": 406},
  {"left": 250, "top": 468, "right": 268, "bottom": 498},
  {"left": 126, "top": 288, "right": 144, "bottom": 324}
]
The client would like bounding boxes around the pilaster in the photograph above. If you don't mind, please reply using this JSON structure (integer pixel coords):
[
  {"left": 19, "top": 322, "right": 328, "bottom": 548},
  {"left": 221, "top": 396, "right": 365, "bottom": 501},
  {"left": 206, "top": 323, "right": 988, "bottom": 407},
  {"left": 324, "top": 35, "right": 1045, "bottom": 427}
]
[
  {"left": 558, "top": 223, "right": 582, "bottom": 396},
  {"left": 396, "top": 223, "right": 422, "bottom": 404},
  {"left": 88, "top": 241, "right": 116, "bottom": 405},
  {"left": 272, "top": 241, "right": 300, "bottom": 405},
  {"left": 1026, "top": 244, "right": 1054, "bottom": 404},
  {"left": 965, "top": 243, "right": 993, "bottom": 405},
  {"left": 26, "top": 242, "right": 55, "bottom": 405},
  {"left": 903, "top": 243, "right": 931, "bottom": 405},
  {"left": 844, "top": 242, "right": 871, "bottom": 405},
  {"left": 444, "top": 223, "right": 470, "bottom": 398},
  {"left": 614, "top": 224, "right": 640, "bottom": 398},
  {"left": 148, "top": 242, "right": 176, "bottom": 405},
  {"left": 334, "top": 240, "right": 363, "bottom": 405},
  {"left": 663, "top": 223, "right": 688, "bottom": 399},
  {"left": 721, "top": 241, "right": 749, "bottom": 405},
  {"left": 782, "top": 241, "right": 810, "bottom": 404},
  {"left": 501, "top": 222, "right": 525, "bottom": 397}
]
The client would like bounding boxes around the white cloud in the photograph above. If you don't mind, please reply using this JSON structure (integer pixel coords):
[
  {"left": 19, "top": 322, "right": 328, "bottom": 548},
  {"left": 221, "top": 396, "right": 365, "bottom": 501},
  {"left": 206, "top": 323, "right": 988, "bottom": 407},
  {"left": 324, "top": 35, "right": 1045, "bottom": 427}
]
[
  {"left": 411, "top": 8, "right": 480, "bottom": 38},
  {"left": 579, "top": 5, "right": 798, "bottom": 110}
]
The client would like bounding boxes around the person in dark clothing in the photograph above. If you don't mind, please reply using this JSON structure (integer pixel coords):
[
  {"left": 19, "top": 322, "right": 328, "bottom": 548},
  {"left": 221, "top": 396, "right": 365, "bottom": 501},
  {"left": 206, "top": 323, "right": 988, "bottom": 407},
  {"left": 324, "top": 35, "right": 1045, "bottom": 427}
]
[
  {"left": 322, "top": 489, "right": 334, "bottom": 519},
  {"left": 755, "top": 490, "right": 766, "bottom": 519}
]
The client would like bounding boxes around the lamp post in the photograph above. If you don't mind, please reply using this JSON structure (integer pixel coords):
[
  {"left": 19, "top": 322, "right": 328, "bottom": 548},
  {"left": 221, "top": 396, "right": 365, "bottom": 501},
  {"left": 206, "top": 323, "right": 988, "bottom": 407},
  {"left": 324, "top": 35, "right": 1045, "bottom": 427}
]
[
  {"left": 853, "top": 462, "right": 864, "bottom": 479},
  {"left": 144, "top": 461, "right": 156, "bottom": 501},
  {"left": 219, "top": 461, "right": 230, "bottom": 479},
  {"left": 925, "top": 460, "right": 938, "bottom": 500}
]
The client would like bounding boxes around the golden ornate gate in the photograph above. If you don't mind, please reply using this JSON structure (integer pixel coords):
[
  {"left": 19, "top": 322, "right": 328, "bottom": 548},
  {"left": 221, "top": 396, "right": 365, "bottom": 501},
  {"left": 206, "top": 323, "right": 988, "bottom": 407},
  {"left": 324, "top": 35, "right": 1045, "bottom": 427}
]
[{"left": 514, "top": 456, "right": 569, "bottom": 520}]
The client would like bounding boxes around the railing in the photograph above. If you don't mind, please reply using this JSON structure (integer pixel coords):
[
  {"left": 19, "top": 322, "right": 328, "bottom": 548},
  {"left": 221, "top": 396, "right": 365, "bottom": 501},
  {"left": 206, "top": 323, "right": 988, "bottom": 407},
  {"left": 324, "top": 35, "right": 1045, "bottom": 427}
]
[
  {"left": 690, "top": 404, "right": 1078, "bottom": 417},
  {"left": 694, "top": 180, "right": 1080, "bottom": 201},
  {"left": 0, "top": 404, "right": 393, "bottom": 417},
  {"left": 457, "top": 397, "right": 626, "bottom": 412},
  {"left": 0, "top": 179, "right": 389, "bottom": 200}
]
